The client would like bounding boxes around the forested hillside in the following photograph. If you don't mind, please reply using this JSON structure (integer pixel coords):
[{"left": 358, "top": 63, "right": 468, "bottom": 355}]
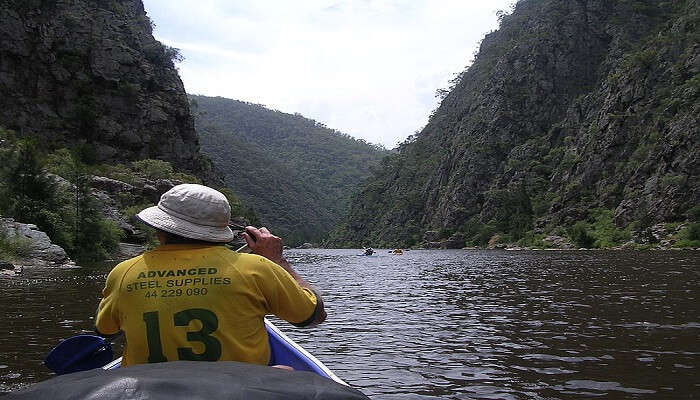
[
  {"left": 329, "top": 0, "right": 699, "bottom": 249},
  {"left": 191, "top": 95, "right": 387, "bottom": 246}
]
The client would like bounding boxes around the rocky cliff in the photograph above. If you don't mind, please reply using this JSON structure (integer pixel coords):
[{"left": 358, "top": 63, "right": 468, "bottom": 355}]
[
  {"left": 330, "top": 0, "right": 699, "bottom": 248},
  {"left": 0, "top": 1, "right": 233, "bottom": 267},
  {"left": 0, "top": 0, "right": 205, "bottom": 173}
]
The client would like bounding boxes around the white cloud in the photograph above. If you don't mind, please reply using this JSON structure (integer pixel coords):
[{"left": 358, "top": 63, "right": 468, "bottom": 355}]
[{"left": 142, "top": 0, "right": 514, "bottom": 148}]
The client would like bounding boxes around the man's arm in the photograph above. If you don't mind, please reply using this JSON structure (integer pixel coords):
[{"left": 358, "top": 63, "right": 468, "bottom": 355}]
[
  {"left": 94, "top": 303, "right": 123, "bottom": 338},
  {"left": 243, "top": 226, "right": 327, "bottom": 327},
  {"left": 94, "top": 266, "right": 124, "bottom": 336}
]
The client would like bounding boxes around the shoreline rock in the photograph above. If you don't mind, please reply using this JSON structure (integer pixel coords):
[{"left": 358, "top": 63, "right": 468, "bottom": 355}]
[
  {"left": 110, "top": 242, "right": 147, "bottom": 261},
  {"left": 0, "top": 217, "right": 75, "bottom": 269},
  {"left": 0, "top": 261, "right": 22, "bottom": 276}
]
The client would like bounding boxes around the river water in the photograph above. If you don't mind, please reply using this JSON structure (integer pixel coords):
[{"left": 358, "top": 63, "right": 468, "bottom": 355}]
[{"left": 1, "top": 249, "right": 698, "bottom": 399}]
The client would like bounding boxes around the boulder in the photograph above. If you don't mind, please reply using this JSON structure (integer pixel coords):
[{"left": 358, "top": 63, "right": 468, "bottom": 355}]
[
  {"left": 112, "top": 243, "right": 146, "bottom": 260},
  {"left": 487, "top": 234, "right": 507, "bottom": 249},
  {"left": 0, "top": 262, "right": 22, "bottom": 276},
  {"left": 90, "top": 176, "right": 135, "bottom": 194},
  {"left": 423, "top": 230, "right": 440, "bottom": 242},
  {"left": 154, "top": 179, "right": 180, "bottom": 196},
  {"left": 543, "top": 235, "right": 574, "bottom": 249},
  {"left": 0, "top": 261, "right": 14, "bottom": 270},
  {"left": 141, "top": 184, "right": 160, "bottom": 203},
  {"left": 443, "top": 233, "right": 466, "bottom": 249},
  {"left": 0, "top": 218, "right": 72, "bottom": 267}
]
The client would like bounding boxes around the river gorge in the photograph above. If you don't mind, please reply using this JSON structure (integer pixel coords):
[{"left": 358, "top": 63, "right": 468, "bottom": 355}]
[{"left": 1, "top": 249, "right": 698, "bottom": 399}]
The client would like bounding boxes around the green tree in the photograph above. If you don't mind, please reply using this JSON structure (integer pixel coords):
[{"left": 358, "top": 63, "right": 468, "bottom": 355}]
[
  {"left": 35, "top": 146, "right": 121, "bottom": 261},
  {"left": 674, "top": 223, "right": 700, "bottom": 248},
  {"left": 72, "top": 172, "right": 122, "bottom": 260},
  {"left": 218, "top": 187, "right": 260, "bottom": 226},
  {"left": 590, "top": 208, "right": 630, "bottom": 247},
  {"left": 569, "top": 222, "right": 595, "bottom": 248},
  {"left": 0, "top": 139, "right": 71, "bottom": 247}
]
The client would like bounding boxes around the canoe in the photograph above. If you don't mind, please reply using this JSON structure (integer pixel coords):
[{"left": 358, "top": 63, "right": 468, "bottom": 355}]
[
  {"left": 16, "top": 360, "right": 368, "bottom": 400},
  {"left": 101, "top": 318, "right": 347, "bottom": 386},
  {"left": 32, "top": 320, "right": 368, "bottom": 399}
]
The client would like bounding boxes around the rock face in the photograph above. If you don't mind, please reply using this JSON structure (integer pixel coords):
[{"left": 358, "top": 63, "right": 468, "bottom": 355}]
[
  {"left": 330, "top": 0, "right": 699, "bottom": 248},
  {"left": 0, "top": 218, "right": 72, "bottom": 267},
  {"left": 542, "top": 235, "right": 574, "bottom": 250},
  {"left": 88, "top": 175, "right": 182, "bottom": 243},
  {"left": 0, "top": 0, "right": 205, "bottom": 173}
]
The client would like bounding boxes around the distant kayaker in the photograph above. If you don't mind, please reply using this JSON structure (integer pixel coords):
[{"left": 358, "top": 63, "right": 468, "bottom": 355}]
[
  {"left": 94, "top": 184, "right": 326, "bottom": 367},
  {"left": 364, "top": 247, "right": 374, "bottom": 256}
]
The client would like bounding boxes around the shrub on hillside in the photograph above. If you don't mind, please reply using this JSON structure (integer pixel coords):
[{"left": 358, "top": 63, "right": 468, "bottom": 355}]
[
  {"left": 131, "top": 159, "right": 174, "bottom": 180},
  {"left": 674, "top": 223, "right": 700, "bottom": 248},
  {"left": 569, "top": 221, "right": 595, "bottom": 248},
  {"left": 686, "top": 205, "right": 700, "bottom": 222},
  {"left": 590, "top": 208, "right": 631, "bottom": 247},
  {"left": 90, "top": 159, "right": 201, "bottom": 184},
  {"left": 2, "top": 140, "right": 123, "bottom": 262}
]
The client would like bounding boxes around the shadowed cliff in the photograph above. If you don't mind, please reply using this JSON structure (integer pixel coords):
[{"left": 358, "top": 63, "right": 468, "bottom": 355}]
[
  {"left": 0, "top": 0, "right": 207, "bottom": 174},
  {"left": 330, "top": 0, "right": 699, "bottom": 249}
]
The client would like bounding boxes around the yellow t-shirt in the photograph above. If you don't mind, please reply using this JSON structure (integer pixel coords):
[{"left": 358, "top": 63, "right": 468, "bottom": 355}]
[{"left": 95, "top": 244, "right": 319, "bottom": 367}]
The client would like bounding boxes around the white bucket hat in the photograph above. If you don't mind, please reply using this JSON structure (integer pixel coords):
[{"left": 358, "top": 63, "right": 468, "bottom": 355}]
[{"left": 137, "top": 184, "right": 234, "bottom": 243}]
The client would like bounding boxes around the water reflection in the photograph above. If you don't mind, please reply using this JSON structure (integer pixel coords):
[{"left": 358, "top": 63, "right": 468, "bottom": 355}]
[{"left": 1, "top": 250, "right": 698, "bottom": 399}]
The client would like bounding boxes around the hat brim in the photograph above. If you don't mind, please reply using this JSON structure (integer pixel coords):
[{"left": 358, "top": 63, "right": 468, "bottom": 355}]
[{"left": 137, "top": 206, "right": 234, "bottom": 243}]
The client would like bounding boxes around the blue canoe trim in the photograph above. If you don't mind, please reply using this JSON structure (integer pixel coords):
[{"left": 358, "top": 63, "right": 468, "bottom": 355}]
[{"left": 101, "top": 318, "right": 346, "bottom": 386}]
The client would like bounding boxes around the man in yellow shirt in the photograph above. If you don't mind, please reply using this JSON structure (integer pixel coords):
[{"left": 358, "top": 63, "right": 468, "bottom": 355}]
[{"left": 95, "top": 184, "right": 326, "bottom": 366}]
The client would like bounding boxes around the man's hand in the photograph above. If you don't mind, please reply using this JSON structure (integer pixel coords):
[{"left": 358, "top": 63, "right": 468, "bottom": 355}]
[
  {"left": 242, "top": 226, "right": 284, "bottom": 265},
  {"left": 241, "top": 226, "right": 326, "bottom": 327}
]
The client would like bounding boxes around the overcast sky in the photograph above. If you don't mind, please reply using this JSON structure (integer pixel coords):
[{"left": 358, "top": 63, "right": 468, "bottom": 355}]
[{"left": 141, "top": 1, "right": 514, "bottom": 148}]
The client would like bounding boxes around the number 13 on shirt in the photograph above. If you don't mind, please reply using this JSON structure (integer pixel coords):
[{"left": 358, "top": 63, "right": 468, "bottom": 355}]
[{"left": 142, "top": 308, "right": 222, "bottom": 362}]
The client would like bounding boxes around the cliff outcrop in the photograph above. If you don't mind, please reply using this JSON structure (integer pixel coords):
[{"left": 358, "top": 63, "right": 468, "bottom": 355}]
[
  {"left": 0, "top": 1, "right": 232, "bottom": 266},
  {"left": 330, "top": 0, "right": 699, "bottom": 249},
  {"left": 0, "top": 0, "right": 205, "bottom": 173}
]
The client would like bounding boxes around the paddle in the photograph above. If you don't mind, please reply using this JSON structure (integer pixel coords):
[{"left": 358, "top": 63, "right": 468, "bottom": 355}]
[
  {"left": 45, "top": 240, "right": 252, "bottom": 375},
  {"left": 44, "top": 335, "right": 114, "bottom": 375}
]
